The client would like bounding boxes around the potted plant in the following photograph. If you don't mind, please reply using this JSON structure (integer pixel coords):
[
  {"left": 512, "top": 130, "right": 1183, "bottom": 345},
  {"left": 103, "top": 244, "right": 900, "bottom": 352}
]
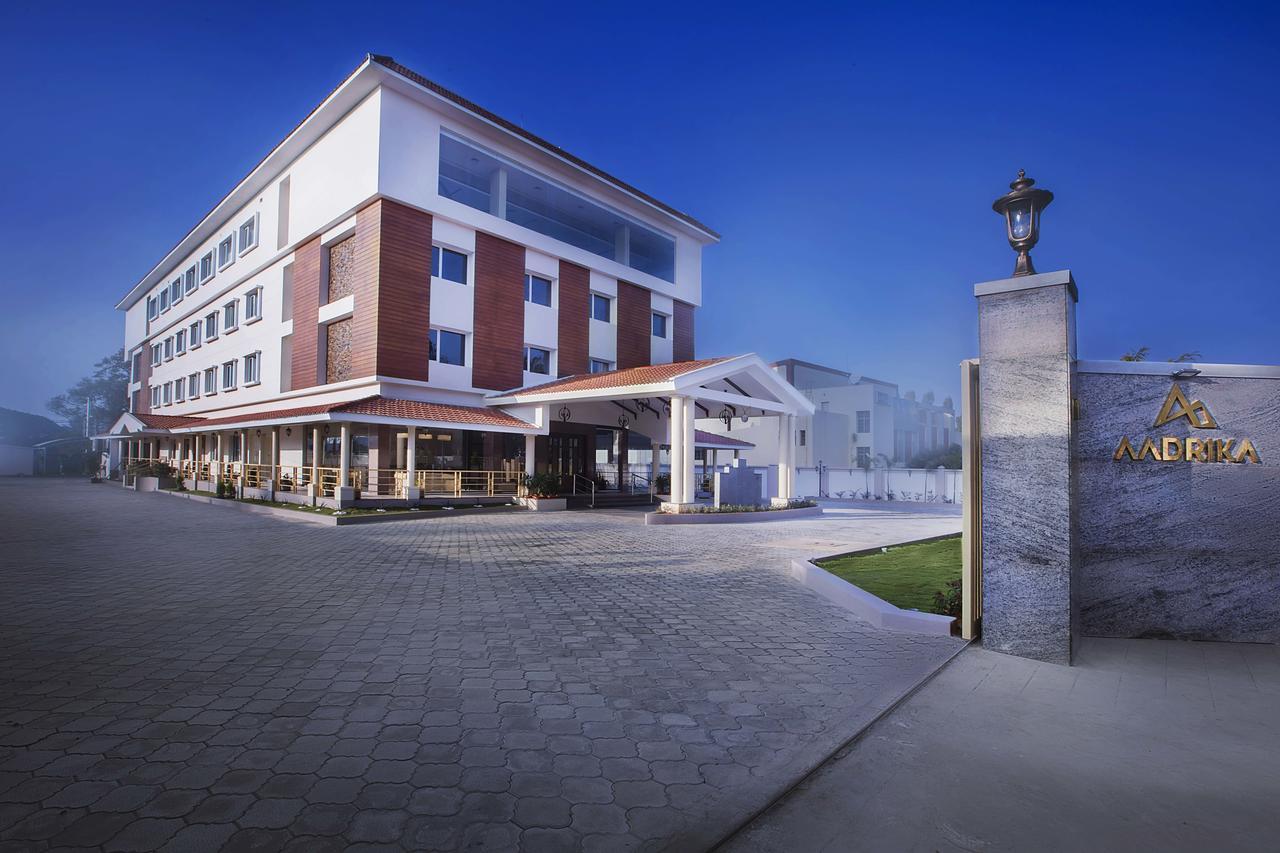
[
  {"left": 655, "top": 473, "right": 671, "bottom": 495},
  {"left": 522, "top": 473, "right": 566, "bottom": 511},
  {"left": 130, "top": 460, "right": 177, "bottom": 493}
]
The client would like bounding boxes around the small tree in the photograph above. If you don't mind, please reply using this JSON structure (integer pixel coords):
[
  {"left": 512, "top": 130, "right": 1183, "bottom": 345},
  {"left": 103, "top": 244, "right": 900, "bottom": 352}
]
[{"left": 47, "top": 348, "right": 129, "bottom": 436}]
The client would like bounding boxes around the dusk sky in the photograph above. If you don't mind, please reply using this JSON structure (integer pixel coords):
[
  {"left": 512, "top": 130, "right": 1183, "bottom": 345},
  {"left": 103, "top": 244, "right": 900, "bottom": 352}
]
[{"left": 2, "top": 1, "right": 1277, "bottom": 420}]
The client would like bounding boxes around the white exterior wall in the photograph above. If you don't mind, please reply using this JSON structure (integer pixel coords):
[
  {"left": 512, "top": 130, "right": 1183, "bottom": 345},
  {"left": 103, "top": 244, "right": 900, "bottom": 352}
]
[
  {"left": 649, "top": 292, "right": 675, "bottom": 365},
  {"left": 588, "top": 272, "right": 618, "bottom": 367}
]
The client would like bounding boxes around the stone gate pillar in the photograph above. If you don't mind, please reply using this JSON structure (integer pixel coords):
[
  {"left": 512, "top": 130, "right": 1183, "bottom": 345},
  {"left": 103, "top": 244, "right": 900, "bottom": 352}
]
[{"left": 976, "top": 270, "right": 1078, "bottom": 663}]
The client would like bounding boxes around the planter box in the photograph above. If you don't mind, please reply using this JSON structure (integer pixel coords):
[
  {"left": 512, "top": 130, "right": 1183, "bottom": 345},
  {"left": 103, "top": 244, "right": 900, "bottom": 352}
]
[
  {"left": 135, "top": 476, "right": 177, "bottom": 493},
  {"left": 521, "top": 496, "right": 566, "bottom": 512},
  {"left": 788, "top": 557, "right": 955, "bottom": 635}
]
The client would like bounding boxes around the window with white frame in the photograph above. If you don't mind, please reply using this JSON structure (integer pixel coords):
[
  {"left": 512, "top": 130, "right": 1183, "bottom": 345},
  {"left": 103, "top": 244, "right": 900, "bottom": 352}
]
[
  {"left": 175, "top": 329, "right": 186, "bottom": 356},
  {"left": 431, "top": 245, "right": 468, "bottom": 284},
  {"left": 159, "top": 287, "right": 170, "bottom": 313},
  {"left": 170, "top": 278, "right": 183, "bottom": 305},
  {"left": 244, "top": 287, "right": 262, "bottom": 322},
  {"left": 204, "top": 312, "right": 219, "bottom": 341},
  {"left": 217, "top": 233, "right": 236, "bottom": 270},
  {"left": 163, "top": 337, "right": 173, "bottom": 361},
  {"left": 130, "top": 349, "right": 143, "bottom": 383},
  {"left": 523, "top": 346, "right": 552, "bottom": 375},
  {"left": 174, "top": 378, "right": 185, "bottom": 403},
  {"left": 238, "top": 213, "right": 259, "bottom": 255},
  {"left": 147, "top": 296, "right": 159, "bottom": 321},
  {"left": 198, "top": 250, "right": 215, "bottom": 284},
  {"left": 203, "top": 367, "right": 217, "bottom": 395},
  {"left": 188, "top": 373, "right": 200, "bottom": 399},
  {"left": 856, "top": 410, "right": 871, "bottom": 433},
  {"left": 590, "top": 359, "right": 613, "bottom": 374},
  {"left": 524, "top": 274, "right": 552, "bottom": 307},
  {"left": 651, "top": 312, "right": 668, "bottom": 338},
  {"left": 221, "top": 360, "right": 237, "bottom": 391},
  {"left": 243, "top": 351, "right": 261, "bottom": 386},
  {"left": 189, "top": 321, "right": 202, "bottom": 349},
  {"left": 428, "top": 328, "right": 466, "bottom": 366},
  {"left": 162, "top": 382, "right": 172, "bottom": 406},
  {"left": 184, "top": 265, "right": 197, "bottom": 294},
  {"left": 590, "top": 293, "right": 611, "bottom": 322},
  {"left": 150, "top": 386, "right": 161, "bottom": 408},
  {"left": 223, "top": 300, "right": 238, "bottom": 332},
  {"left": 150, "top": 343, "right": 162, "bottom": 366}
]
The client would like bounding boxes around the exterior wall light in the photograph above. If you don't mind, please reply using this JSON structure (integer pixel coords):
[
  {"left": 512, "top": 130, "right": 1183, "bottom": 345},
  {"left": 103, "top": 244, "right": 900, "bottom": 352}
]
[{"left": 992, "top": 170, "right": 1054, "bottom": 276}]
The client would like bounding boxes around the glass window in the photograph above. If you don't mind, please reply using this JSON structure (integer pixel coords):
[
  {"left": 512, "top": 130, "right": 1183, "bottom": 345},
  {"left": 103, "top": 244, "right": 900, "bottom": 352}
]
[
  {"left": 204, "top": 367, "right": 217, "bottom": 394},
  {"left": 151, "top": 386, "right": 160, "bottom": 408},
  {"left": 223, "top": 301, "right": 238, "bottom": 331},
  {"left": 170, "top": 279, "right": 183, "bottom": 305},
  {"left": 798, "top": 429, "right": 807, "bottom": 447},
  {"left": 590, "top": 293, "right": 611, "bottom": 322},
  {"left": 164, "top": 338, "right": 173, "bottom": 360},
  {"left": 590, "top": 359, "right": 612, "bottom": 374},
  {"left": 162, "top": 382, "right": 172, "bottom": 405},
  {"left": 159, "top": 288, "right": 169, "bottom": 312},
  {"left": 147, "top": 296, "right": 159, "bottom": 320},
  {"left": 189, "top": 321, "right": 202, "bottom": 349},
  {"left": 189, "top": 373, "right": 200, "bottom": 398},
  {"left": 524, "top": 346, "right": 551, "bottom": 375},
  {"left": 184, "top": 266, "right": 198, "bottom": 293},
  {"left": 175, "top": 379, "right": 185, "bottom": 402},
  {"left": 130, "top": 350, "right": 142, "bottom": 382},
  {"left": 205, "top": 312, "right": 219, "bottom": 340},
  {"left": 151, "top": 344, "right": 162, "bottom": 366},
  {"left": 431, "top": 245, "right": 468, "bottom": 284},
  {"left": 243, "top": 352, "right": 260, "bottom": 385},
  {"left": 198, "top": 251, "right": 215, "bottom": 283},
  {"left": 217, "top": 233, "right": 236, "bottom": 269},
  {"left": 222, "top": 360, "right": 237, "bottom": 391},
  {"left": 856, "top": 410, "right": 871, "bottom": 433},
  {"left": 175, "top": 329, "right": 186, "bottom": 355},
  {"left": 428, "top": 329, "right": 466, "bottom": 366},
  {"left": 856, "top": 446, "right": 871, "bottom": 467},
  {"left": 440, "top": 133, "right": 677, "bottom": 282},
  {"left": 651, "top": 312, "right": 668, "bottom": 338},
  {"left": 524, "top": 274, "right": 552, "bottom": 307},
  {"left": 245, "top": 288, "right": 262, "bottom": 321},
  {"left": 238, "top": 215, "right": 258, "bottom": 254}
]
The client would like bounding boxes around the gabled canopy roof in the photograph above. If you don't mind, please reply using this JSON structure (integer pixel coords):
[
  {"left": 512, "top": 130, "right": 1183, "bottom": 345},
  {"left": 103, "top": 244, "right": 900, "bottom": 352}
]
[{"left": 487, "top": 354, "right": 815, "bottom": 417}]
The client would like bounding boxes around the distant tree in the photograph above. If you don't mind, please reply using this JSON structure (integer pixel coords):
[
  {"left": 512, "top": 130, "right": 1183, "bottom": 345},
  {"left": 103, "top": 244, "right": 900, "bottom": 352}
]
[
  {"left": 908, "top": 444, "right": 962, "bottom": 470},
  {"left": 47, "top": 349, "right": 128, "bottom": 437},
  {"left": 1122, "top": 346, "right": 1200, "bottom": 364},
  {"left": 1168, "top": 351, "right": 1201, "bottom": 363}
]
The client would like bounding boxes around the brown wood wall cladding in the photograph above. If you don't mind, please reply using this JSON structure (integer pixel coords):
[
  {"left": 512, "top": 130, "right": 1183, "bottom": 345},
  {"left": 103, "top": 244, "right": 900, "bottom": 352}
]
[
  {"left": 346, "top": 199, "right": 433, "bottom": 382},
  {"left": 289, "top": 235, "right": 322, "bottom": 390},
  {"left": 472, "top": 232, "right": 525, "bottom": 391},
  {"left": 557, "top": 261, "right": 590, "bottom": 376},
  {"left": 616, "top": 280, "right": 652, "bottom": 369},
  {"left": 673, "top": 300, "right": 695, "bottom": 362}
]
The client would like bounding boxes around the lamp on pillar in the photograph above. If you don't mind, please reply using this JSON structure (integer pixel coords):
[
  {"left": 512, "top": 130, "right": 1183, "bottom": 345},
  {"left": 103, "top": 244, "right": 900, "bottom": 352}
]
[{"left": 992, "top": 170, "right": 1053, "bottom": 276}]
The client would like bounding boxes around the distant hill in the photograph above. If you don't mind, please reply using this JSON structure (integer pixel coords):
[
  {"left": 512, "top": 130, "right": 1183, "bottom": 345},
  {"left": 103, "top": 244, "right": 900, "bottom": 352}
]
[{"left": 0, "top": 407, "right": 70, "bottom": 446}]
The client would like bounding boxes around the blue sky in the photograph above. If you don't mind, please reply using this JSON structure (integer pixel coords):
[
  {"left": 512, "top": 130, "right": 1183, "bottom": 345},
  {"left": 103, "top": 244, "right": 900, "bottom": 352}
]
[{"left": 2, "top": 1, "right": 1277, "bottom": 418}]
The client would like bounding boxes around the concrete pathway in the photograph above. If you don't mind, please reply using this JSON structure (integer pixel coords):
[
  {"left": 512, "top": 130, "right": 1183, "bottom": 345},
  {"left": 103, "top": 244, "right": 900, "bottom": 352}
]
[
  {"left": 722, "top": 637, "right": 1280, "bottom": 852},
  {"left": 0, "top": 479, "right": 960, "bottom": 852}
]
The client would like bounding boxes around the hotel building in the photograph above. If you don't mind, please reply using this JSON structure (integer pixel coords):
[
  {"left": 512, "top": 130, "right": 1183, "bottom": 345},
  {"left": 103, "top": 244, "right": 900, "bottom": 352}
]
[{"left": 105, "top": 55, "right": 810, "bottom": 508}]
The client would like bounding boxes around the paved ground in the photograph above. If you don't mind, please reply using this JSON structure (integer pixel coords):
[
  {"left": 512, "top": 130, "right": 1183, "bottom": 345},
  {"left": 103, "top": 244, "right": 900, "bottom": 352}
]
[
  {"left": 724, "top": 637, "right": 1280, "bottom": 852},
  {"left": 0, "top": 480, "right": 961, "bottom": 852}
]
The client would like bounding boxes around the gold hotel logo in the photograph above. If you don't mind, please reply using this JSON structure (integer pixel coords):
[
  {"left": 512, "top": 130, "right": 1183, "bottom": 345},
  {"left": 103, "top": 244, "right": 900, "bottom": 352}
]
[{"left": 1113, "top": 384, "right": 1260, "bottom": 464}]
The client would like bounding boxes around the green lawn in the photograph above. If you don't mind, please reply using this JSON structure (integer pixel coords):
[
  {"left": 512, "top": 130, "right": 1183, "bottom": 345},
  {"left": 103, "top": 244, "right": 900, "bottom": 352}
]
[{"left": 816, "top": 535, "right": 961, "bottom": 615}]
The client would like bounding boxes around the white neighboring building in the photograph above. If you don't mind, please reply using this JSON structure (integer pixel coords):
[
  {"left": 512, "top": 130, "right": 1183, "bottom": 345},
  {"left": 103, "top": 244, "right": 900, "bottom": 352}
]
[{"left": 699, "top": 358, "right": 959, "bottom": 469}]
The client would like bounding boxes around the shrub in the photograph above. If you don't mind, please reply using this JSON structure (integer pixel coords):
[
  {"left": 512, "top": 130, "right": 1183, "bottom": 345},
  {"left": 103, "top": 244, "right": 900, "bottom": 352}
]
[
  {"left": 933, "top": 578, "right": 962, "bottom": 618},
  {"left": 524, "top": 473, "right": 561, "bottom": 498},
  {"left": 127, "top": 460, "right": 175, "bottom": 480},
  {"left": 655, "top": 473, "right": 671, "bottom": 494}
]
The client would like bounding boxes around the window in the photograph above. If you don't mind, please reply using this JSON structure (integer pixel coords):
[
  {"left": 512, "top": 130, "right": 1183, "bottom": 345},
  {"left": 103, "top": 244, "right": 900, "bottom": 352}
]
[
  {"left": 189, "top": 321, "right": 202, "bottom": 349},
  {"left": 875, "top": 391, "right": 892, "bottom": 406},
  {"left": 221, "top": 360, "right": 237, "bottom": 391},
  {"left": 243, "top": 351, "right": 261, "bottom": 386},
  {"left": 590, "top": 293, "right": 611, "bottom": 322},
  {"left": 159, "top": 287, "right": 170, "bottom": 313},
  {"left": 150, "top": 344, "right": 162, "bottom": 367},
  {"left": 204, "top": 367, "right": 218, "bottom": 395},
  {"left": 150, "top": 386, "right": 161, "bottom": 408},
  {"left": 798, "top": 429, "right": 807, "bottom": 447},
  {"left": 244, "top": 287, "right": 262, "bottom": 322},
  {"left": 130, "top": 350, "right": 143, "bottom": 382},
  {"left": 428, "top": 329, "right": 466, "bottom": 366},
  {"left": 162, "top": 382, "right": 172, "bottom": 406},
  {"left": 524, "top": 274, "right": 552, "bottom": 307},
  {"left": 198, "top": 250, "right": 215, "bottom": 284},
  {"left": 223, "top": 300, "right": 238, "bottom": 332},
  {"left": 856, "top": 446, "right": 871, "bottom": 468},
  {"left": 856, "top": 410, "right": 871, "bottom": 433},
  {"left": 217, "top": 233, "right": 236, "bottom": 270},
  {"left": 175, "top": 329, "right": 186, "bottom": 356},
  {"left": 174, "top": 378, "right": 185, "bottom": 403},
  {"left": 431, "top": 245, "right": 468, "bottom": 284},
  {"left": 147, "top": 296, "right": 159, "bottom": 321},
  {"left": 188, "top": 373, "right": 200, "bottom": 399},
  {"left": 170, "top": 278, "right": 183, "bottom": 305},
  {"left": 651, "top": 312, "right": 668, "bottom": 338},
  {"left": 184, "top": 266, "right": 198, "bottom": 294},
  {"left": 204, "top": 312, "right": 219, "bottom": 341},
  {"left": 238, "top": 213, "right": 259, "bottom": 255},
  {"left": 524, "top": 346, "right": 551, "bottom": 375},
  {"left": 161, "top": 336, "right": 172, "bottom": 361},
  {"left": 590, "top": 359, "right": 613, "bottom": 374},
  {"left": 439, "top": 132, "right": 677, "bottom": 282}
]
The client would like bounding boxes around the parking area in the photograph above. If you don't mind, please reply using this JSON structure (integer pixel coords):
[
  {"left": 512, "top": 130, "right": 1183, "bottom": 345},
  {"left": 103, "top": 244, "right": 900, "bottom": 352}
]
[{"left": 0, "top": 480, "right": 961, "bottom": 852}]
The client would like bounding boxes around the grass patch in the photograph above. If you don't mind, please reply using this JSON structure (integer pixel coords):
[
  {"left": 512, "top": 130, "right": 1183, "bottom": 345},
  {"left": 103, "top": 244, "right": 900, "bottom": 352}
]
[{"left": 816, "top": 535, "right": 961, "bottom": 615}]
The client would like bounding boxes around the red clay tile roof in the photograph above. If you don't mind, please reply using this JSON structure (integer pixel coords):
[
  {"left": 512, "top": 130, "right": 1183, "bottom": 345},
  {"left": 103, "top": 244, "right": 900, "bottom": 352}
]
[
  {"left": 168, "top": 396, "right": 535, "bottom": 431},
  {"left": 694, "top": 429, "right": 754, "bottom": 449},
  {"left": 135, "top": 413, "right": 204, "bottom": 429},
  {"left": 500, "top": 357, "right": 735, "bottom": 397}
]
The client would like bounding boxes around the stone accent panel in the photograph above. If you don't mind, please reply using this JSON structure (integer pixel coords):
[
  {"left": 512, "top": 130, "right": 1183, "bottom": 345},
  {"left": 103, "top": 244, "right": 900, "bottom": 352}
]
[
  {"left": 557, "top": 260, "right": 590, "bottom": 376},
  {"left": 289, "top": 235, "right": 322, "bottom": 390},
  {"left": 472, "top": 232, "right": 525, "bottom": 391},
  {"left": 325, "top": 318, "right": 354, "bottom": 384},
  {"left": 674, "top": 300, "right": 695, "bottom": 362},
  {"left": 616, "top": 280, "right": 652, "bottom": 370},
  {"left": 326, "top": 235, "right": 357, "bottom": 302}
]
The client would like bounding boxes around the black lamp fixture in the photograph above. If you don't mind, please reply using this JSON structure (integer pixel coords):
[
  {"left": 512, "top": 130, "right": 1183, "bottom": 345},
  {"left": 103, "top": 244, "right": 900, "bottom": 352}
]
[
  {"left": 285, "top": 427, "right": 292, "bottom": 437},
  {"left": 992, "top": 170, "right": 1053, "bottom": 276}
]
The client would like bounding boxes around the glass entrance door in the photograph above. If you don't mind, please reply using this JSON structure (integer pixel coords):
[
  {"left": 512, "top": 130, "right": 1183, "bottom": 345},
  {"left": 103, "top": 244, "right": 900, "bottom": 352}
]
[{"left": 547, "top": 435, "right": 585, "bottom": 478}]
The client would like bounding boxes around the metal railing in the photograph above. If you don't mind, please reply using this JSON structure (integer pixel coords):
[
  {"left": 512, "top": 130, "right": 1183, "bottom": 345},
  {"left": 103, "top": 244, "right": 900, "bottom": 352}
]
[
  {"left": 411, "top": 470, "right": 523, "bottom": 498},
  {"left": 569, "top": 473, "right": 597, "bottom": 508}
]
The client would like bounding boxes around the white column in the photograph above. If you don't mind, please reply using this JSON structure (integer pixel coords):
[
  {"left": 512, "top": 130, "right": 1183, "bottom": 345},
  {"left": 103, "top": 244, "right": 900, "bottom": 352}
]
[
  {"left": 406, "top": 428, "right": 419, "bottom": 498},
  {"left": 682, "top": 400, "right": 696, "bottom": 502},
  {"left": 523, "top": 434, "right": 535, "bottom": 477},
  {"left": 669, "top": 397, "right": 686, "bottom": 504},
  {"left": 270, "top": 428, "right": 279, "bottom": 480},
  {"left": 339, "top": 423, "right": 351, "bottom": 487},
  {"left": 777, "top": 415, "right": 791, "bottom": 500},
  {"left": 311, "top": 426, "right": 321, "bottom": 490}
]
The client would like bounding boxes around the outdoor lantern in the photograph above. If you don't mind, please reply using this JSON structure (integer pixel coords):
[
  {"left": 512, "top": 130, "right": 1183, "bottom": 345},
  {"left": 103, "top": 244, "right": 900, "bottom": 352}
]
[{"left": 992, "top": 170, "right": 1053, "bottom": 276}]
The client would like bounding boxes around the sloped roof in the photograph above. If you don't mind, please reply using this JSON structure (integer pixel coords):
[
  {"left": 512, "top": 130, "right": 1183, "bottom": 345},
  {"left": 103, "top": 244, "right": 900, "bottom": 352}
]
[
  {"left": 134, "top": 413, "right": 204, "bottom": 429},
  {"left": 174, "top": 396, "right": 535, "bottom": 431},
  {"left": 505, "top": 358, "right": 734, "bottom": 397},
  {"left": 694, "top": 429, "right": 754, "bottom": 449}
]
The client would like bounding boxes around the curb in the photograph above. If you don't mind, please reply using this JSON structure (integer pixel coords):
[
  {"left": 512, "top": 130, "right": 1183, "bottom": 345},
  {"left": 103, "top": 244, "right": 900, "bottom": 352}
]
[{"left": 643, "top": 506, "right": 823, "bottom": 525}]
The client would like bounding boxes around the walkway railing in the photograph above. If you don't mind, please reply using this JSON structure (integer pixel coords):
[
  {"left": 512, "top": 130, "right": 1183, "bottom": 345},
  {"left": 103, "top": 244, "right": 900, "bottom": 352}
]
[{"left": 411, "top": 470, "right": 522, "bottom": 498}]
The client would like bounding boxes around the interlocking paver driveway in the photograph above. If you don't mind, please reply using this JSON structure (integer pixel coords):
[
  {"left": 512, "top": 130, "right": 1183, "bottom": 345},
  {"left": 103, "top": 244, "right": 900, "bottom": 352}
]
[{"left": 0, "top": 479, "right": 962, "bottom": 852}]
